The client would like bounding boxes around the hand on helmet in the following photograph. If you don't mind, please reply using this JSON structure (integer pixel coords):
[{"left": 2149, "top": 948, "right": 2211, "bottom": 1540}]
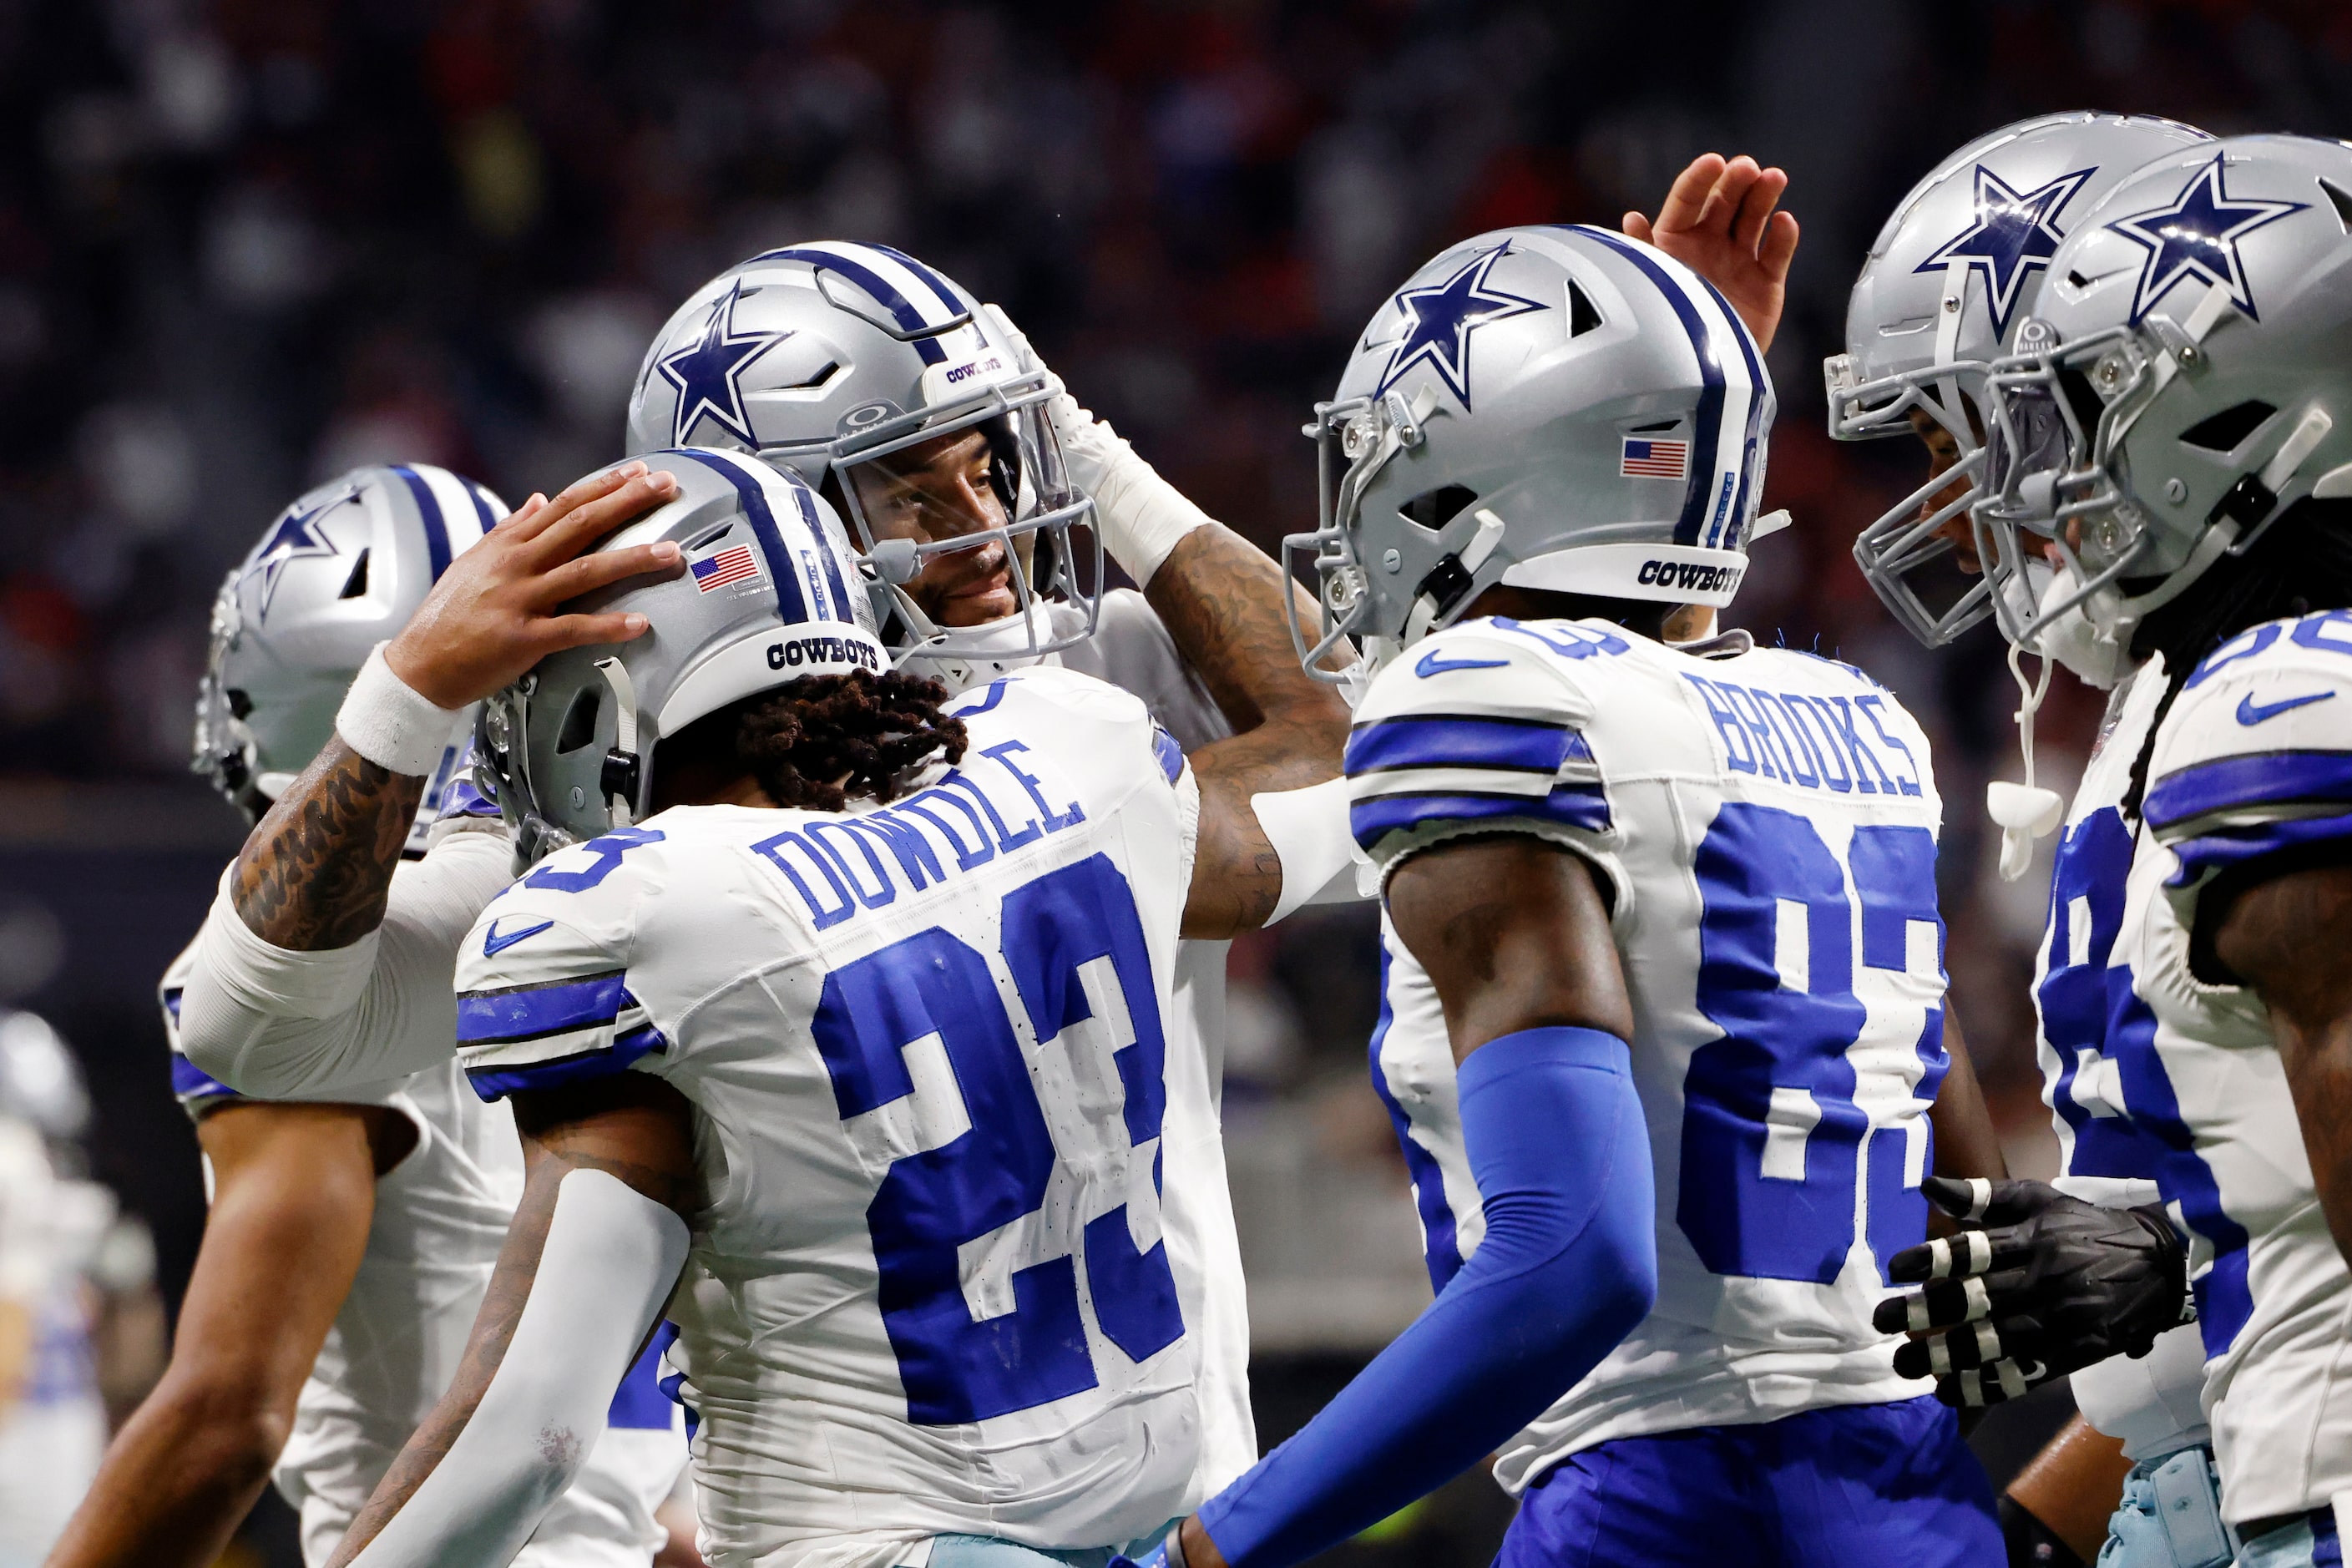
[
  {"left": 386, "top": 462, "right": 684, "bottom": 709},
  {"left": 1871, "top": 1176, "right": 2192, "bottom": 1409},
  {"left": 1623, "top": 153, "right": 1798, "bottom": 353}
]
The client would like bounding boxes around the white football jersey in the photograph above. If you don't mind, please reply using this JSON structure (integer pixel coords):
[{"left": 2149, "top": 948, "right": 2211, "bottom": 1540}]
[
  {"left": 1348, "top": 617, "right": 1947, "bottom": 1491},
  {"left": 2127, "top": 609, "right": 2352, "bottom": 1524},
  {"left": 454, "top": 665, "right": 1213, "bottom": 1568},
  {"left": 161, "top": 841, "right": 684, "bottom": 1568},
  {"left": 2029, "top": 660, "right": 2210, "bottom": 1460}
]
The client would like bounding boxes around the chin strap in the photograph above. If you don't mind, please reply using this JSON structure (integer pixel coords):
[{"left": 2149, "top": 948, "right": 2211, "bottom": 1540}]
[
  {"left": 1986, "top": 642, "right": 2063, "bottom": 882},
  {"left": 594, "top": 657, "right": 640, "bottom": 828}
]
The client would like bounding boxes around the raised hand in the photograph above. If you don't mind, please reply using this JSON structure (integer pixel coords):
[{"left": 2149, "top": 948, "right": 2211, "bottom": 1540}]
[
  {"left": 1624, "top": 153, "right": 1799, "bottom": 353},
  {"left": 386, "top": 462, "right": 685, "bottom": 710},
  {"left": 1871, "top": 1176, "right": 2191, "bottom": 1409}
]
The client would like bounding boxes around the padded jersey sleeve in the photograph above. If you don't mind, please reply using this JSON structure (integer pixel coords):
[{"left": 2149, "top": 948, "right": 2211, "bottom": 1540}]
[
  {"left": 453, "top": 830, "right": 674, "bottom": 1104},
  {"left": 1343, "top": 621, "right": 1621, "bottom": 899},
  {"left": 2143, "top": 611, "right": 2352, "bottom": 916},
  {"left": 175, "top": 828, "right": 515, "bottom": 1099}
]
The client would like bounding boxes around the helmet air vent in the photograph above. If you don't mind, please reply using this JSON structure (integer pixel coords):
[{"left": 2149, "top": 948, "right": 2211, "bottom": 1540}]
[
  {"left": 338, "top": 549, "right": 370, "bottom": 599},
  {"left": 686, "top": 522, "right": 736, "bottom": 552},
  {"left": 2179, "top": 401, "right": 2277, "bottom": 453},
  {"left": 556, "top": 686, "right": 602, "bottom": 754},
  {"left": 2319, "top": 176, "right": 2352, "bottom": 234},
  {"left": 1565, "top": 277, "right": 1603, "bottom": 337}
]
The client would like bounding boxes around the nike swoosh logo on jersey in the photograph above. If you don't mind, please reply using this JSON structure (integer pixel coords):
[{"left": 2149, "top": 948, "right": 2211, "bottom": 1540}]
[
  {"left": 1414, "top": 650, "right": 1509, "bottom": 678},
  {"left": 482, "top": 918, "right": 554, "bottom": 957},
  {"left": 2235, "top": 690, "right": 2335, "bottom": 726}
]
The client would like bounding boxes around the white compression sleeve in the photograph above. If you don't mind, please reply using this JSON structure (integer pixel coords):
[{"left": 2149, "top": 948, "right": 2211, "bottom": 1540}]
[
  {"left": 348, "top": 1168, "right": 690, "bottom": 1568},
  {"left": 1253, "top": 776, "right": 1373, "bottom": 924}
]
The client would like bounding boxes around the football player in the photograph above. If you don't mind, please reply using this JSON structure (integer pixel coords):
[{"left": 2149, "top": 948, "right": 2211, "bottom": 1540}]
[
  {"left": 1832, "top": 113, "right": 2225, "bottom": 1568},
  {"left": 53, "top": 467, "right": 685, "bottom": 1568},
  {"left": 1882, "top": 133, "right": 2352, "bottom": 1568},
  {"left": 1130, "top": 221, "right": 1998, "bottom": 1568},
  {"left": 297, "top": 445, "right": 1344, "bottom": 1566},
  {"left": 618, "top": 240, "right": 1371, "bottom": 1497}
]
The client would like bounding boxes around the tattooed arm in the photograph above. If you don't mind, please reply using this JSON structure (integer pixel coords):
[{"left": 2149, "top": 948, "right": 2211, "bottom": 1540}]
[
  {"left": 1146, "top": 525, "right": 1354, "bottom": 938},
  {"left": 327, "top": 1075, "right": 697, "bottom": 1568},
  {"left": 231, "top": 464, "right": 682, "bottom": 951}
]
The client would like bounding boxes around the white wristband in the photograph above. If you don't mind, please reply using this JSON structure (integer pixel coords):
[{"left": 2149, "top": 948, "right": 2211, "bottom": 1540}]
[
  {"left": 1048, "top": 394, "right": 1211, "bottom": 587},
  {"left": 336, "top": 643, "right": 464, "bottom": 777}
]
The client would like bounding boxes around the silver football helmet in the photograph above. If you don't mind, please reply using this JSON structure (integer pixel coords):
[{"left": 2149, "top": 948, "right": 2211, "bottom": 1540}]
[
  {"left": 1288, "top": 224, "right": 1774, "bottom": 673},
  {"left": 195, "top": 464, "right": 505, "bottom": 851},
  {"left": 625, "top": 241, "right": 1097, "bottom": 690},
  {"left": 1975, "top": 134, "right": 2352, "bottom": 653},
  {"left": 1830, "top": 112, "right": 2212, "bottom": 646},
  {"left": 475, "top": 447, "right": 887, "bottom": 867}
]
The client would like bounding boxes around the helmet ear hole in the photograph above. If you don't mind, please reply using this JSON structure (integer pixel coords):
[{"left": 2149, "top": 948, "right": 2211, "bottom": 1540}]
[
  {"left": 1400, "top": 485, "right": 1479, "bottom": 533},
  {"left": 556, "top": 687, "right": 603, "bottom": 754}
]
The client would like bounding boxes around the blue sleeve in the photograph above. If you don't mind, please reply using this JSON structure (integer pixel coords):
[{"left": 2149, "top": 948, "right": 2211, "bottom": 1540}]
[{"left": 1194, "top": 1026, "right": 1657, "bottom": 1568}]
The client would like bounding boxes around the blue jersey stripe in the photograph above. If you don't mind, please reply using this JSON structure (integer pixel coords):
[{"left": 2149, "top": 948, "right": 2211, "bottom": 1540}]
[
  {"left": 2143, "top": 749, "right": 2352, "bottom": 832},
  {"left": 458, "top": 972, "right": 630, "bottom": 1046},
  {"left": 465, "top": 1023, "right": 667, "bottom": 1101},
  {"left": 663, "top": 448, "right": 811, "bottom": 625},
  {"left": 608, "top": 1329, "right": 675, "bottom": 1429},
  {"left": 1350, "top": 784, "right": 1610, "bottom": 852},
  {"left": 1568, "top": 226, "right": 1725, "bottom": 548},
  {"left": 169, "top": 1055, "right": 239, "bottom": 1100},
  {"left": 1368, "top": 940, "right": 1465, "bottom": 1292},
  {"left": 390, "top": 465, "right": 453, "bottom": 581},
  {"left": 1346, "top": 715, "right": 1581, "bottom": 776},
  {"left": 2165, "top": 811, "right": 2352, "bottom": 885},
  {"left": 750, "top": 245, "right": 950, "bottom": 365}
]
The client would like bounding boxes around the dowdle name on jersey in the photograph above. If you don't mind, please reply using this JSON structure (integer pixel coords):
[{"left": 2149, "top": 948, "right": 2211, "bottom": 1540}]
[{"left": 1346, "top": 615, "right": 1948, "bottom": 1490}]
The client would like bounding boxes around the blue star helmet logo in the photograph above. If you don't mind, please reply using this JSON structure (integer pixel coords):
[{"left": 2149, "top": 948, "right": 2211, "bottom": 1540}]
[
  {"left": 1914, "top": 164, "right": 2097, "bottom": 340},
  {"left": 658, "top": 281, "right": 794, "bottom": 447},
  {"left": 2105, "top": 153, "right": 2308, "bottom": 325},
  {"left": 240, "top": 488, "right": 362, "bottom": 620},
  {"left": 1373, "top": 241, "right": 1545, "bottom": 412}
]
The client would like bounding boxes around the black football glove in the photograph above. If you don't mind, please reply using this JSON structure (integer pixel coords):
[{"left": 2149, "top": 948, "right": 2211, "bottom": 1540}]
[{"left": 1870, "top": 1176, "right": 2193, "bottom": 1409}]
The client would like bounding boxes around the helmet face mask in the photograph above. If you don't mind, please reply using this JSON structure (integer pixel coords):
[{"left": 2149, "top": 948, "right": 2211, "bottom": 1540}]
[
  {"left": 1287, "top": 225, "right": 1774, "bottom": 676},
  {"left": 1971, "top": 135, "right": 2352, "bottom": 655},
  {"left": 195, "top": 465, "right": 503, "bottom": 847},
  {"left": 1832, "top": 111, "right": 2215, "bottom": 646},
  {"left": 628, "top": 242, "right": 1100, "bottom": 690}
]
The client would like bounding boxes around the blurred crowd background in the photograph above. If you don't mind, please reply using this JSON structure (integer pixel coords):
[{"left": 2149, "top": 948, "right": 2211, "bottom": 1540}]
[{"left": 3, "top": 0, "right": 2350, "bottom": 1562}]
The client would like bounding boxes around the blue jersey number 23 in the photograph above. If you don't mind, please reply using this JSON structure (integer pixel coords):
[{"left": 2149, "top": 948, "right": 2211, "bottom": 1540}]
[
  {"left": 808, "top": 853, "right": 1185, "bottom": 1425},
  {"left": 1681, "top": 803, "right": 1948, "bottom": 1284}
]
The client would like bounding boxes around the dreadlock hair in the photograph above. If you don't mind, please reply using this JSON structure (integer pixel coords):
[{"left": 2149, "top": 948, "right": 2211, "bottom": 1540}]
[
  {"left": 653, "top": 669, "right": 967, "bottom": 815},
  {"left": 734, "top": 669, "right": 968, "bottom": 812},
  {"left": 2121, "top": 497, "right": 2352, "bottom": 822}
]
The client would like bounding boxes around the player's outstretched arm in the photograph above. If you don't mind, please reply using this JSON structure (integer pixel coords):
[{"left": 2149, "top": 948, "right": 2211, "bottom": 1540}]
[
  {"left": 1151, "top": 525, "right": 1353, "bottom": 937},
  {"left": 2213, "top": 861, "right": 2352, "bottom": 1266},
  {"left": 326, "top": 1074, "right": 695, "bottom": 1568},
  {"left": 46, "top": 1102, "right": 404, "bottom": 1568},
  {"left": 1156, "top": 836, "right": 1656, "bottom": 1568},
  {"left": 228, "top": 464, "right": 680, "bottom": 952},
  {"left": 1622, "top": 152, "right": 1798, "bottom": 352}
]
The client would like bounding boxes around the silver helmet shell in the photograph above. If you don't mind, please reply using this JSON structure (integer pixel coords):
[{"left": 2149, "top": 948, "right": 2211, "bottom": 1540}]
[
  {"left": 475, "top": 447, "right": 887, "bottom": 867},
  {"left": 1832, "top": 112, "right": 2212, "bottom": 645},
  {"left": 1975, "top": 134, "right": 2352, "bottom": 652},
  {"left": 195, "top": 465, "right": 506, "bottom": 850},
  {"left": 625, "top": 241, "right": 1098, "bottom": 687},
  {"left": 1287, "top": 225, "right": 1773, "bottom": 673}
]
